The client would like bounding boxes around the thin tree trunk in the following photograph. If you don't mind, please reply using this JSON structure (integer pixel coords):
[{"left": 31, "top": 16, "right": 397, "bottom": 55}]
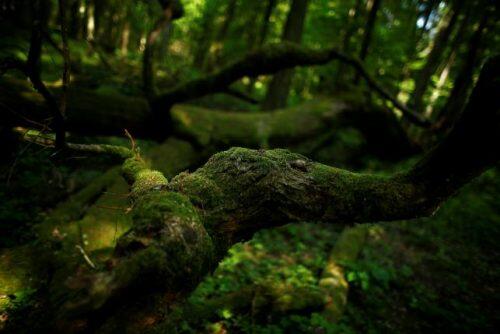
[
  {"left": 246, "top": 0, "right": 278, "bottom": 93},
  {"left": 353, "top": 0, "right": 382, "bottom": 84},
  {"left": 437, "top": 8, "right": 490, "bottom": 130},
  {"left": 423, "top": 3, "right": 471, "bottom": 118},
  {"left": 410, "top": 1, "right": 463, "bottom": 112},
  {"left": 335, "top": 0, "right": 362, "bottom": 89},
  {"left": 121, "top": 21, "right": 131, "bottom": 55},
  {"left": 68, "top": 0, "right": 81, "bottom": 39},
  {"left": 143, "top": 6, "right": 174, "bottom": 98},
  {"left": 81, "top": 0, "right": 89, "bottom": 38},
  {"left": 425, "top": 51, "right": 455, "bottom": 117},
  {"left": 85, "top": 0, "right": 95, "bottom": 40},
  {"left": 192, "top": 2, "right": 217, "bottom": 70},
  {"left": 262, "top": 0, "right": 310, "bottom": 110},
  {"left": 418, "top": 0, "right": 439, "bottom": 40},
  {"left": 259, "top": 0, "right": 277, "bottom": 46},
  {"left": 206, "top": 0, "right": 238, "bottom": 69}
]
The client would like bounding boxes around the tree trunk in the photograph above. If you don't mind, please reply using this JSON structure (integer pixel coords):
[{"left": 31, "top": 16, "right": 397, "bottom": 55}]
[
  {"left": 192, "top": 2, "right": 217, "bottom": 70},
  {"left": 246, "top": 0, "right": 278, "bottom": 93},
  {"left": 262, "top": 0, "right": 309, "bottom": 110},
  {"left": 335, "top": 0, "right": 363, "bottom": 90},
  {"left": 68, "top": 0, "right": 81, "bottom": 39},
  {"left": 410, "top": 1, "right": 463, "bottom": 113},
  {"left": 142, "top": 2, "right": 179, "bottom": 98},
  {"left": 418, "top": 0, "right": 439, "bottom": 40},
  {"left": 120, "top": 21, "right": 131, "bottom": 55},
  {"left": 423, "top": 1, "right": 473, "bottom": 118},
  {"left": 259, "top": 0, "right": 277, "bottom": 46},
  {"left": 353, "top": 0, "right": 382, "bottom": 84},
  {"left": 93, "top": 0, "right": 106, "bottom": 43},
  {"left": 206, "top": 0, "right": 238, "bottom": 70},
  {"left": 436, "top": 7, "right": 490, "bottom": 130},
  {"left": 142, "top": 20, "right": 168, "bottom": 98}
]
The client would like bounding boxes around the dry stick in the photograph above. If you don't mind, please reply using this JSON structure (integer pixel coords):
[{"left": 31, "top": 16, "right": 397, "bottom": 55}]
[{"left": 76, "top": 245, "right": 97, "bottom": 269}]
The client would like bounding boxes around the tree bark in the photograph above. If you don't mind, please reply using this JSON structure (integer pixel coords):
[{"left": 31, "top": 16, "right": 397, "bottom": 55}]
[{"left": 262, "top": 0, "right": 310, "bottom": 110}]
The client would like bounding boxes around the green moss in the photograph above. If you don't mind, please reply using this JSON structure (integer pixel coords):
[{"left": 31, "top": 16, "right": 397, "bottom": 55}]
[
  {"left": 169, "top": 172, "right": 223, "bottom": 209},
  {"left": 122, "top": 157, "right": 149, "bottom": 184},
  {"left": 131, "top": 170, "right": 168, "bottom": 199},
  {"left": 38, "top": 167, "right": 120, "bottom": 235},
  {"left": 0, "top": 246, "right": 43, "bottom": 312},
  {"left": 131, "top": 192, "right": 199, "bottom": 230},
  {"left": 147, "top": 138, "right": 202, "bottom": 179},
  {"left": 171, "top": 100, "right": 340, "bottom": 149}
]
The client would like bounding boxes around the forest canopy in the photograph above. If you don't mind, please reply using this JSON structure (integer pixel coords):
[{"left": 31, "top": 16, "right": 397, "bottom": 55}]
[{"left": 0, "top": 0, "right": 499, "bottom": 333}]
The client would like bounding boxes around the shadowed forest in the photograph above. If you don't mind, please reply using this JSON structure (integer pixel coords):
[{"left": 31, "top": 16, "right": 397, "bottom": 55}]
[{"left": 0, "top": 0, "right": 499, "bottom": 333}]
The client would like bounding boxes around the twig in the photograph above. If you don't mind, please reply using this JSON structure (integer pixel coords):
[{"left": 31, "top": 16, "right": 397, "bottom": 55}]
[
  {"left": 75, "top": 245, "right": 96, "bottom": 269},
  {"left": 124, "top": 129, "right": 136, "bottom": 152},
  {"left": 14, "top": 126, "right": 134, "bottom": 159}
]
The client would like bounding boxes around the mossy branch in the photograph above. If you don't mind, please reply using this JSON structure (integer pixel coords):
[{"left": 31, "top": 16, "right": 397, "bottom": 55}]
[
  {"left": 153, "top": 42, "right": 429, "bottom": 126},
  {"left": 55, "top": 57, "right": 498, "bottom": 327}
]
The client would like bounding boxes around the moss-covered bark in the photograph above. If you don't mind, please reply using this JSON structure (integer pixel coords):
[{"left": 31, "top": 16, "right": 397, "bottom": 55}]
[
  {"left": 0, "top": 79, "right": 151, "bottom": 137},
  {"left": 153, "top": 42, "right": 427, "bottom": 126},
  {"left": 45, "top": 56, "right": 498, "bottom": 333},
  {"left": 1, "top": 78, "right": 415, "bottom": 161},
  {"left": 0, "top": 138, "right": 203, "bottom": 332},
  {"left": 171, "top": 99, "right": 349, "bottom": 148}
]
